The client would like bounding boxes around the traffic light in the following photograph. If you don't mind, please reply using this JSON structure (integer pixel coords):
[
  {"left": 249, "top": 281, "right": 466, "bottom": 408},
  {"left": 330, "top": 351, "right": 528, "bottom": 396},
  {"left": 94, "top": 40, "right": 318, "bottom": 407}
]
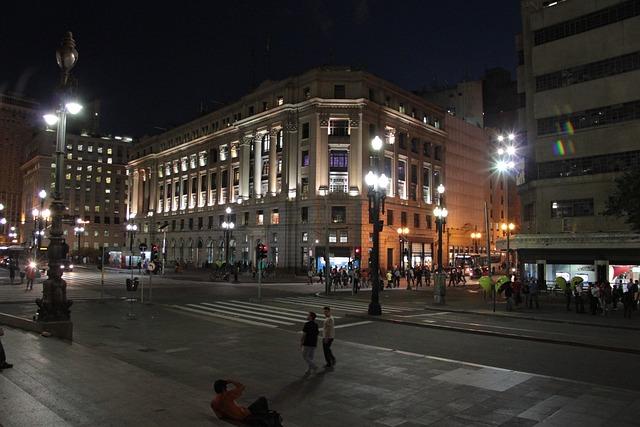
[
  {"left": 256, "top": 242, "right": 268, "bottom": 260},
  {"left": 354, "top": 246, "right": 361, "bottom": 260}
]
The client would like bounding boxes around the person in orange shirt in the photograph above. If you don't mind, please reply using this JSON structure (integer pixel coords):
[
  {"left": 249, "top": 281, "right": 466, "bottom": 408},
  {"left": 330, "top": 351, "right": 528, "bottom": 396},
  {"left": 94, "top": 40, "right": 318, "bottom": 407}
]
[{"left": 211, "top": 379, "right": 275, "bottom": 424}]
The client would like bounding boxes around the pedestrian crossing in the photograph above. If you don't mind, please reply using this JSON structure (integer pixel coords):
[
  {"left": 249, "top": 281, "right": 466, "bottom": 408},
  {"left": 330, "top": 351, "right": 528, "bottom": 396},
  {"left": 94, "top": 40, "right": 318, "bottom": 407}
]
[
  {"left": 168, "top": 296, "right": 413, "bottom": 329},
  {"left": 0, "top": 283, "right": 115, "bottom": 303}
]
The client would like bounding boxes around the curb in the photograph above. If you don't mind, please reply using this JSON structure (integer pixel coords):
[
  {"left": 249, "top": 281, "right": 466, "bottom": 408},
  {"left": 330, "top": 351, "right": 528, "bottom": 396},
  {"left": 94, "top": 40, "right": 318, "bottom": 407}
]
[
  {"left": 421, "top": 305, "right": 640, "bottom": 331},
  {"left": 345, "top": 313, "right": 640, "bottom": 355}
]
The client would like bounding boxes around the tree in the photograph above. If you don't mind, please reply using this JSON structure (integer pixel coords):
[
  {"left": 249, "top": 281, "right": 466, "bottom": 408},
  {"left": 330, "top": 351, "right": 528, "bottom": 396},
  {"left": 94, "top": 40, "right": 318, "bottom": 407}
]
[{"left": 604, "top": 169, "right": 640, "bottom": 233}]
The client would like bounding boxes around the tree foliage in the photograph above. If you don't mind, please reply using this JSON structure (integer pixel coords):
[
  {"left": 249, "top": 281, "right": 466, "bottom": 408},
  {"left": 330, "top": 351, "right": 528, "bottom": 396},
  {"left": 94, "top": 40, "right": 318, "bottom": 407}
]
[{"left": 604, "top": 169, "right": 640, "bottom": 233}]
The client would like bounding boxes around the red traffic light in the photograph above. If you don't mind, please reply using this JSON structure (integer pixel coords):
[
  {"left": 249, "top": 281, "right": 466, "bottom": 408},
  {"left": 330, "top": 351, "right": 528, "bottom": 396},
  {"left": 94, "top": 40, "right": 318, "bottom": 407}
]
[{"left": 355, "top": 246, "right": 361, "bottom": 254}]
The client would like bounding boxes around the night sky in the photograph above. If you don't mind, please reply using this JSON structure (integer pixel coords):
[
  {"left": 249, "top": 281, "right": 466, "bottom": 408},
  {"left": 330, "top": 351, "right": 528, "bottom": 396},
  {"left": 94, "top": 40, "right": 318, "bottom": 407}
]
[{"left": 1, "top": 1, "right": 521, "bottom": 137}]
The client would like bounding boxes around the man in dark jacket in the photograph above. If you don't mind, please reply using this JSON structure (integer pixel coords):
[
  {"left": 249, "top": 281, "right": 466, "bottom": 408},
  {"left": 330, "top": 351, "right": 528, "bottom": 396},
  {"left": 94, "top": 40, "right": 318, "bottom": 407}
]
[{"left": 301, "top": 312, "right": 319, "bottom": 375}]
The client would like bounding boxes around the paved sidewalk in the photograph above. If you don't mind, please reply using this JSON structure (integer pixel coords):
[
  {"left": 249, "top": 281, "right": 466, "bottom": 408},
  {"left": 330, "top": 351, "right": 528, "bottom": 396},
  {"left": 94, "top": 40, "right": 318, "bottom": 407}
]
[{"left": 2, "top": 301, "right": 640, "bottom": 426}]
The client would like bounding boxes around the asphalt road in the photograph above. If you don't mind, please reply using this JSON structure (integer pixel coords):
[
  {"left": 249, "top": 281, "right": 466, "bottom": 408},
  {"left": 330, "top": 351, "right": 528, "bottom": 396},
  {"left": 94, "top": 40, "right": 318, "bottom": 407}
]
[{"left": 3, "top": 267, "right": 639, "bottom": 394}]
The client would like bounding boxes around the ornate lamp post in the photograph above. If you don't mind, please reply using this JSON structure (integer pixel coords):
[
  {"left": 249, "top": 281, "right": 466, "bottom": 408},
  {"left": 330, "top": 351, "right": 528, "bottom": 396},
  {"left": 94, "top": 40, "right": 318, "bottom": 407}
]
[
  {"left": 433, "top": 184, "right": 448, "bottom": 304},
  {"left": 35, "top": 32, "right": 82, "bottom": 322},
  {"left": 74, "top": 222, "right": 85, "bottom": 261},
  {"left": 396, "top": 227, "right": 409, "bottom": 270},
  {"left": 221, "top": 206, "right": 235, "bottom": 278},
  {"left": 318, "top": 184, "right": 330, "bottom": 295},
  {"left": 470, "top": 231, "right": 481, "bottom": 254},
  {"left": 500, "top": 222, "right": 515, "bottom": 274},
  {"left": 366, "top": 135, "right": 388, "bottom": 315}
]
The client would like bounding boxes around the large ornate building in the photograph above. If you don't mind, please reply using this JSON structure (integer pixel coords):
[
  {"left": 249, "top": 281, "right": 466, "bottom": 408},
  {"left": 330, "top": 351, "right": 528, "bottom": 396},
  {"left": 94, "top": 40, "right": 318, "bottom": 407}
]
[{"left": 127, "top": 68, "right": 458, "bottom": 271}]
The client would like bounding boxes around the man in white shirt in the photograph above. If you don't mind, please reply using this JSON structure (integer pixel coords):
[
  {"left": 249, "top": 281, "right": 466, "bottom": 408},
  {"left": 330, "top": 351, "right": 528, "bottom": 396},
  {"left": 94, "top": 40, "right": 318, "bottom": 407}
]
[{"left": 322, "top": 306, "right": 336, "bottom": 368}]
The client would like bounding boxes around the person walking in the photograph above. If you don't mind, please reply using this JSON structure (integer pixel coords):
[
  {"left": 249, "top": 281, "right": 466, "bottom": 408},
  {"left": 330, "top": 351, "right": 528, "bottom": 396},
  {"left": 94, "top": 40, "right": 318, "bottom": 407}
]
[
  {"left": 300, "top": 312, "right": 319, "bottom": 375},
  {"left": 8, "top": 262, "right": 16, "bottom": 284},
  {"left": 352, "top": 269, "right": 360, "bottom": 295},
  {"left": 0, "top": 327, "right": 13, "bottom": 371},
  {"left": 322, "top": 306, "right": 336, "bottom": 368},
  {"left": 564, "top": 282, "right": 572, "bottom": 311},
  {"left": 504, "top": 281, "right": 514, "bottom": 311},
  {"left": 25, "top": 263, "right": 36, "bottom": 291},
  {"left": 307, "top": 269, "right": 314, "bottom": 285},
  {"left": 425, "top": 268, "right": 431, "bottom": 287},
  {"left": 589, "top": 283, "right": 600, "bottom": 315},
  {"left": 386, "top": 270, "right": 393, "bottom": 289},
  {"left": 528, "top": 279, "right": 540, "bottom": 309},
  {"left": 623, "top": 284, "right": 634, "bottom": 318},
  {"left": 415, "top": 266, "right": 423, "bottom": 288},
  {"left": 574, "top": 282, "right": 585, "bottom": 313},
  {"left": 522, "top": 278, "right": 531, "bottom": 308}
]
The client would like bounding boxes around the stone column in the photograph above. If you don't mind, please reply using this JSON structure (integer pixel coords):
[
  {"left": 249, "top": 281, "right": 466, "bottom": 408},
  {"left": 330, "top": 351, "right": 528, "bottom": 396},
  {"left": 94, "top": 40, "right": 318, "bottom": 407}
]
[
  {"left": 285, "top": 114, "right": 298, "bottom": 196},
  {"left": 269, "top": 128, "right": 278, "bottom": 195},
  {"left": 240, "top": 135, "right": 251, "bottom": 199},
  {"left": 348, "top": 112, "right": 362, "bottom": 195},
  {"left": 254, "top": 134, "right": 263, "bottom": 198},
  {"left": 313, "top": 113, "right": 329, "bottom": 194},
  {"left": 149, "top": 166, "right": 157, "bottom": 212},
  {"left": 131, "top": 169, "right": 140, "bottom": 218}
]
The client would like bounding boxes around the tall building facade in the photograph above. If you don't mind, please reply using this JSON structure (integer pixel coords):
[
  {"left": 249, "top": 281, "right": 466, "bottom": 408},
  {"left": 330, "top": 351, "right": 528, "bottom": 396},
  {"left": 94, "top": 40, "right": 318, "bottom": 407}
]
[
  {"left": 20, "top": 130, "right": 131, "bottom": 253},
  {"left": 515, "top": 0, "right": 640, "bottom": 283},
  {"left": 128, "top": 68, "right": 454, "bottom": 271},
  {"left": 0, "top": 94, "right": 39, "bottom": 235}
]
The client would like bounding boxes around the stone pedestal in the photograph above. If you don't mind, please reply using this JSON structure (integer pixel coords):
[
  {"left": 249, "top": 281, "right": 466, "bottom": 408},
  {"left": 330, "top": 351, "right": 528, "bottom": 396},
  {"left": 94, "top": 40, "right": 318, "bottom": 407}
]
[{"left": 433, "top": 273, "right": 446, "bottom": 305}]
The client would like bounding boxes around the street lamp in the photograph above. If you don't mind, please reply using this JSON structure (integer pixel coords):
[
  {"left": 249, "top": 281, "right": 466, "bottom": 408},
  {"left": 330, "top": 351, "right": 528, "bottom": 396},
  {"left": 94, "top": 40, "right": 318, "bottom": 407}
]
[
  {"left": 433, "top": 185, "right": 448, "bottom": 304},
  {"left": 495, "top": 132, "right": 519, "bottom": 278},
  {"left": 221, "top": 206, "right": 235, "bottom": 278},
  {"left": 73, "top": 225, "right": 85, "bottom": 260},
  {"left": 36, "top": 32, "right": 81, "bottom": 322},
  {"left": 396, "top": 227, "right": 410, "bottom": 270},
  {"left": 366, "top": 136, "right": 389, "bottom": 315},
  {"left": 126, "top": 223, "right": 138, "bottom": 270},
  {"left": 470, "top": 232, "right": 482, "bottom": 254},
  {"left": 500, "top": 222, "right": 515, "bottom": 274},
  {"left": 318, "top": 184, "right": 330, "bottom": 295}
]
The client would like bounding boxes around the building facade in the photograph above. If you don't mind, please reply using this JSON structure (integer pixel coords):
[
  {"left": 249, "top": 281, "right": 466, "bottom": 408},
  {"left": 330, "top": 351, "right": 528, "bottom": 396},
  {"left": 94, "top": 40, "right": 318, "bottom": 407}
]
[
  {"left": 128, "top": 68, "right": 453, "bottom": 272},
  {"left": 20, "top": 129, "right": 131, "bottom": 254},
  {"left": 514, "top": 0, "right": 640, "bottom": 284},
  {"left": 0, "top": 94, "right": 39, "bottom": 236}
]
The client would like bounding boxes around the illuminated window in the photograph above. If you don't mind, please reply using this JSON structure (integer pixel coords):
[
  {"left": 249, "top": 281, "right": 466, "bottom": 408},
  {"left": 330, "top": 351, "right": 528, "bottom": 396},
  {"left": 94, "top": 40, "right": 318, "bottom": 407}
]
[
  {"left": 256, "top": 210, "right": 264, "bottom": 225},
  {"left": 107, "top": 158, "right": 113, "bottom": 164},
  {"left": 77, "top": 144, "right": 83, "bottom": 151},
  {"left": 107, "top": 148, "right": 113, "bottom": 155},
  {"left": 65, "top": 173, "right": 71, "bottom": 180},
  {"left": 106, "top": 177, "right": 111, "bottom": 184},
  {"left": 87, "top": 146, "right": 93, "bottom": 152},
  {"left": 271, "top": 209, "right": 280, "bottom": 224},
  {"left": 277, "top": 96, "right": 284, "bottom": 106}
]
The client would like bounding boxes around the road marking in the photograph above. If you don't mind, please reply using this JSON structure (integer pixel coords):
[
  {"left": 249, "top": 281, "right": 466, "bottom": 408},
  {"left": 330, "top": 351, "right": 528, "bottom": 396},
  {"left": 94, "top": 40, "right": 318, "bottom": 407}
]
[
  {"left": 335, "top": 321, "right": 373, "bottom": 329},
  {"left": 231, "top": 300, "right": 336, "bottom": 318},
  {"left": 165, "top": 347, "right": 190, "bottom": 353},
  {"left": 204, "top": 302, "right": 311, "bottom": 322},
  {"left": 274, "top": 297, "right": 408, "bottom": 313},
  {"left": 192, "top": 304, "right": 295, "bottom": 325},
  {"left": 400, "top": 312, "right": 450, "bottom": 318},
  {"left": 169, "top": 305, "right": 278, "bottom": 328}
]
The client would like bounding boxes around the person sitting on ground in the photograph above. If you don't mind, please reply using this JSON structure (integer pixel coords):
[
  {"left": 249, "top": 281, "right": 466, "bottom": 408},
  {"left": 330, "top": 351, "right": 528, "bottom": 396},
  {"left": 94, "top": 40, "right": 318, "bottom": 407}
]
[{"left": 211, "top": 379, "right": 280, "bottom": 425}]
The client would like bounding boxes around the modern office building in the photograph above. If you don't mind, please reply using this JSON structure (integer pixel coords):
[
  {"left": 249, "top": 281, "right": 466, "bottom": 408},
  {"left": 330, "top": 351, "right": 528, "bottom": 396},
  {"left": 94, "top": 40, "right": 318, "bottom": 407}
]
[
  {"left": 127, "top": 67, "right": 463, "bottom": 272},
  {"left": 0, "top": 94, "right": 40, "bottom": 237},
  {"left": 20, "top": 129, "right": 131, "bottom": 254},
  {"left": 514, "top": 0, "right": 640, "bottom": 284}
]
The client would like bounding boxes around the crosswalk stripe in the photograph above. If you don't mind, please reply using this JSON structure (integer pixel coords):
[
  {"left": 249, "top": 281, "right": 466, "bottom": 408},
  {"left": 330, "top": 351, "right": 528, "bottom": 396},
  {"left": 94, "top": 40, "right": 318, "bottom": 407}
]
[
  {"left": 217, "top": 301, "right": 333, "bottom": 320},
  {"left": 278, "top": 296, "right": 410, "bottom": 312},
  {"left": 170, "top": 305, "right": 278, "bottom": 328},
  {"left": 200, "top": 302, "right": 307, "bottom": 323},
  {"left": 273, "top": 297, "right": 407, "bottom": 313},
  {"left": 186, "top": 304, "right": 295, "bottom": 326},
  {"left": 229, "top": 300, "right": 340, "bottom": 319}
]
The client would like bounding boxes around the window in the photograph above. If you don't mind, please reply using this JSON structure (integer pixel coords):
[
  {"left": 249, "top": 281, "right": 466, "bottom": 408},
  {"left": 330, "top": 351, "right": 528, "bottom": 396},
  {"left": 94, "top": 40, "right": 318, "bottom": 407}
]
[
  {"left": 329, "top": 150, "right": 348, "bottom": 170},
  {"left": 537, "top": 100, "right": 640, "bottom": 136},
  {"left": 334, "top": 85, "right": 345, "bottom": 99},
  {"left": 301, "top": 150, "right": 310, "bottom": 167},
  {"left": 434, "top": 146, "right": 442, "bottom": 161},
  {"left": 302, "top": 232, "right": 308, "bottom": 242},
  {"left": 411, "top": 138, "right": 418, "bottom": 153},
  {"left": 301, "top": 207, "right": 309, "bottom": 223},
  {"left": 401, "top": 211, "right": 407, "bottom": 226},
  {"left": 329, "top": 119, "right": 349, "bottom": 137},
  {"left": 277, "top": 96, "right": 284, "bottom": 106},
  {"left": 221, "top": 170, "right": 228, "bottom": 188},
  {"left": 256, "top": 210, "right": 264, "bottom": 225},
  {"left": 262, "top": 134, "right": 270, "bottom": 153},
  {"left": 219, "top": 145, "right": 228, "bottom": 161},
  {"left": 551, "top": 199, "right": 594, "bottom": 218},
  {"left": 271, "top": 209, "right": 280, "bottom": 224},
  {"left": 331, "top": 206, "right": 346, "bottom": 223},
  {"left": 426, "top": 215, "right": 432, "bottom": 229},
  {"left": 329, "top": 231, "right": 337, "bottom": 243},
  {"left": 534, "top": 0, "right": 640, "bottom": 46},
  {"left": 387, "top": 209, "right": 394, "bottom": 226},
  {"left": 399, "top": 103, "right": 406, "bottom": 114},
  {"left": 302, "top": 123, "right": 310, "bottom": 139},
  {"left": 414, "top": 213, "right": 420, "bottom": 228},
  {"left": 523, "top": 203, "right": 536, "bottom": 222},
  {"left": 180, "top": 219, "right": 185, "bottom": 230},
  {"left": 188, "top": 218, "right": 194, "bottom": 230},
  {"left": 304, "top": 87, "right": 311, "bottom": 98},
  {"left": 339, "top": 230, "right": 348, "bottom": 243}
]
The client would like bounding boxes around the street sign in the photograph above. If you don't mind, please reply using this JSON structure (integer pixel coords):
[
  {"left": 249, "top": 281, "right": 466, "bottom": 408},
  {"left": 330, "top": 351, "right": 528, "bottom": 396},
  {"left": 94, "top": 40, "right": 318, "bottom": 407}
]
[
  {"left": 147, "top": 261, "right": 156, "bottom": 272},
  {"left": 139, "top": 243, "right": 147, "bottom": 252}
]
